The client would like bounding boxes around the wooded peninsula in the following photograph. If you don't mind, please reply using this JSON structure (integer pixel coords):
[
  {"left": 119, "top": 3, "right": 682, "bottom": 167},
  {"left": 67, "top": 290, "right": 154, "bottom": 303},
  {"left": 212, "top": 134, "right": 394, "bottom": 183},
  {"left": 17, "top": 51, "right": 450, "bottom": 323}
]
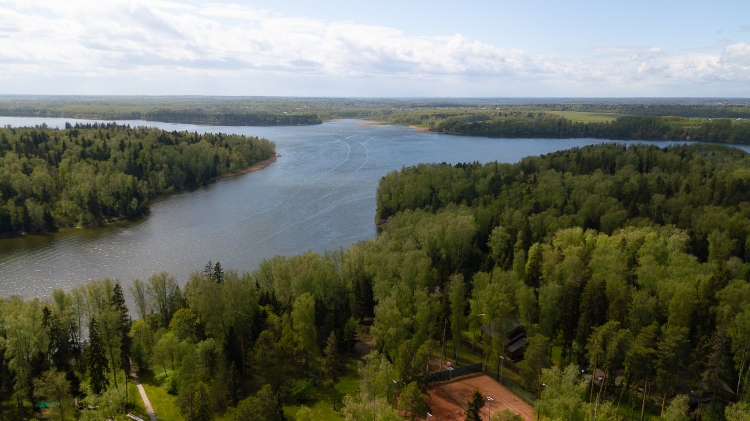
[
  {"left": 0, "top": 123, "right": 275, "bottom": 235},
  {"left": 1, "top": 143, "right": 749, "bottom": 421}
]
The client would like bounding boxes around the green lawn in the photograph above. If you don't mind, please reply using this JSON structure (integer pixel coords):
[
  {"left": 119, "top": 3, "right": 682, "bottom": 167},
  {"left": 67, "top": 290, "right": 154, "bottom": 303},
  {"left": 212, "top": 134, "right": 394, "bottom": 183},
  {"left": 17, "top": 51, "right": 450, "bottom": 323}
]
[{"left": 138, "top": 370, "right": 185, "bottom": 421}]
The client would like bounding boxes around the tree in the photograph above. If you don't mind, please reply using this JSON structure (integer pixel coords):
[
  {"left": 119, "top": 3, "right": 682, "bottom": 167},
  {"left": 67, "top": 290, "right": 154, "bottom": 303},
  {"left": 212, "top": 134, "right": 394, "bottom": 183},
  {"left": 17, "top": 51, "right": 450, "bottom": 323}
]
[
  {"left": 725, "top": 402, "right": 750, "bottom": 421},
  {"left": 398, "top": 381, "right": 430, "bottom": 421},
  {"left": 257, "top": 384, "right": 285, "bottom": 421},
  {"left": 321, "top": 331, "right": 343, "bottom": 409},
  {"left": 88, "top": 317, "right": 109, "bottom": 395},
  {"left": 341, "top": 394, "right": 400, "bottom": 421},
  {"left": 536, "top": 365, "right": 588, "bottom": 421},
  {"left": 111, "top": 283, "right": 132, "bottom": 394},
  {"left": 655, "top": 326, "right": 690, "bottom": 414},
  {"left": 293, "top": 293, "right": 319, "bottom": 382},
  {"left": 32, "top": 369, "right": 72, "bottom": 421},
  {"left": 518, "top": 334, "right": 551, "bottom": 397},
  {"left": 147, "top": 272, "right": 183, "bottom": 328},
  {"left": 661, "top": 395, "right": 690, "bottom": 421},
  {"left": 213, "top": 261, "right": 224, "bottom": 284},
  {"left": 152, "top": 332, "right": 179, "bottom": 376},
  {"left": 449, "top": 274, "right": 467, "bottom": 361},
  {"left": 178, "top": 381, "right": 214, "bottom": 421},
  {"left": 491, "top": 409, "right": 524, "bottom": 421},
  {"left": 465, "top": 389, "right": 486, "bottom": 421},
  {"left": 624, "top": 324, "right": 658, "bottom": 421},
  {"left": 129, "top": 279, "right": 148, "bottom": 321}
]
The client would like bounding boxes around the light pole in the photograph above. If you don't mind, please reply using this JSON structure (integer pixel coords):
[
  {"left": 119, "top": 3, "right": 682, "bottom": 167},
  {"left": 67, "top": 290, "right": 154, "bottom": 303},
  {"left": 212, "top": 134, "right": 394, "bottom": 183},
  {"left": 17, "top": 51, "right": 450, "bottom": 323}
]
[
  {"left": 498, "top": 355, "right": 505, "bottom": 385},
  {"left": 487, "top": 396, "right": 494, "bottom": 419},
  {"left": 447, "top": 363, "right": 454, "bottom": 397},
  {"left": 473, "top": 307, "right": 485, "bottom": 354},
  {"left": 440, "top": 318, "right": 448, "bottom": 372}
]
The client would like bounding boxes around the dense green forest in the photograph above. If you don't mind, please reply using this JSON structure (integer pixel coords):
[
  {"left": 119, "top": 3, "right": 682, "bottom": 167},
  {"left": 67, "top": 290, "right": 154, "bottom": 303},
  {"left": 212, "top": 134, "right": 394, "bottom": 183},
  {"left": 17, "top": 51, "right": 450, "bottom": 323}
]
[
  {"left": 0, "top": 123, "right": 275, "bottom": 234},
  {"left": 2, "top": 143, "right": 750, "bottom": 421},
  {"left": 428, "top": 115, "right": 750, "bottom": 143}
]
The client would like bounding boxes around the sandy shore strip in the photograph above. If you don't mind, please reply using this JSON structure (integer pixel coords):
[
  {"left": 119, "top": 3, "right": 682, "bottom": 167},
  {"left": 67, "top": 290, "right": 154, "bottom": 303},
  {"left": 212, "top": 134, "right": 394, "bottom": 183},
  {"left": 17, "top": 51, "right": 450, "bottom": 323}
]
[
  {"left": 408, "top": 125, "right": 432, "bottom": 133},
  {"left": 214, "top": 153, "right": 280, "bottom": 180}
]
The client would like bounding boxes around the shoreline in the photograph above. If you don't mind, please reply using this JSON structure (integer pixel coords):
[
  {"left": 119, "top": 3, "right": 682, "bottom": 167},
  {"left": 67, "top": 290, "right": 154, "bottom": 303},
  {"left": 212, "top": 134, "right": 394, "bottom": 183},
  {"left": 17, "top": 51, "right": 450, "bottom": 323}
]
[
  {"left": 210, "top": 153, "right": 280, "bottom": 181},
  {"left": 408, "top": 125, "right": 432, "bottom": 133},
  {"left": 1, "top": 154, "right": 281, "bottom": 239}
]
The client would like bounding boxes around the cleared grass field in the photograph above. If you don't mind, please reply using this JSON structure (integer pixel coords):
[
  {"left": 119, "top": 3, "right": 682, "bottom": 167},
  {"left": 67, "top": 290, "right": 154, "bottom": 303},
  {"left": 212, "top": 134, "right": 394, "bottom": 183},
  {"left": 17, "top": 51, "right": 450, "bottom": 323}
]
[{"left": 546, "top": 111, "right": 625, "bottom": 122}]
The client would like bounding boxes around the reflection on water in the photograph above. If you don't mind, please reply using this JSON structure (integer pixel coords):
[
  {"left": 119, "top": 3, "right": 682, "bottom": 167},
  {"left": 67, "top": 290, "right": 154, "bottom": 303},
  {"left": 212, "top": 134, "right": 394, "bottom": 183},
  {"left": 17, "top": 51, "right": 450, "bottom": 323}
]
[{"left": 1, "top": 117, "right": 748, "bottom": 297}]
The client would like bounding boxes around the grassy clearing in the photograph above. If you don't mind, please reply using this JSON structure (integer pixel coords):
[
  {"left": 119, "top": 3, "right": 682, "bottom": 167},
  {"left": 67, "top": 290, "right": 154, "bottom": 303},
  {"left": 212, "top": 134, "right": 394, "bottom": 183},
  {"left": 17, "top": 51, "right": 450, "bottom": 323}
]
[
  {"left": 546, "top": 111, "right": 625, "bottom": 122},
  {"left": 138, "top": 370, "right": 184, "bottom": 421},
  {"left": 134, "top": 355, "right": 362, "bottom": 421},
  {"left": 283, "top": 357, "right": 360, "bottom": 421}
]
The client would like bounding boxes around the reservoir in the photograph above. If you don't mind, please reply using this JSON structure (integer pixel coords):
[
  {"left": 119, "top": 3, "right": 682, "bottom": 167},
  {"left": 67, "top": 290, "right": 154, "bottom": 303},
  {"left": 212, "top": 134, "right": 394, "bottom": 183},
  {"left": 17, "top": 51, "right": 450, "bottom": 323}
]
[{"left": 1, "top": 117, "right": 748, "bottom": 298}]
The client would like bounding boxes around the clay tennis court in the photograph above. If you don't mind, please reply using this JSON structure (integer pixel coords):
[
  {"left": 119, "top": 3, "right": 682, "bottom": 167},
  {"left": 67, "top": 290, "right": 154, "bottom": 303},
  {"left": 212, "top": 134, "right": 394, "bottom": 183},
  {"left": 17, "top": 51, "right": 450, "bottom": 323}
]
[{"left": 423, "top": 373, "right": 534, "bottom": 421}]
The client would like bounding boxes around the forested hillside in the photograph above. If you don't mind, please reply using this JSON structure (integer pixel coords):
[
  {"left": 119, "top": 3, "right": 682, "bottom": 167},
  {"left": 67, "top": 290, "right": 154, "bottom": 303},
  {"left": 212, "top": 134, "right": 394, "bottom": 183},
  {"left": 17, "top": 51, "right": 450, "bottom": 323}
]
[
  {"left": 2, "top": 143, "right": 750, "bottom": 421},
  {"left": 0, "top": 123, "right": 275, "bottom": 234}
]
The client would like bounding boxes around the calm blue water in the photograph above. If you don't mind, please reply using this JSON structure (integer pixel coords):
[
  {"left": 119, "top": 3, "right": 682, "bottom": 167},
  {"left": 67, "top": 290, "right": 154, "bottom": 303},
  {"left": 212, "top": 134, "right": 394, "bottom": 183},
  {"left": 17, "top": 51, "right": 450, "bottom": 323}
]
[{"left": 1, "top": 117, "right": 748, "bottom": 297}]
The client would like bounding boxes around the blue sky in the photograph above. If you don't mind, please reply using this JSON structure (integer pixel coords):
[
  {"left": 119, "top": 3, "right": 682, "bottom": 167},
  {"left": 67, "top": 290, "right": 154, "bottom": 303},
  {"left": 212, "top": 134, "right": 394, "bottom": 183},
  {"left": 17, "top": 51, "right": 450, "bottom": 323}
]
[{"left": 1, "top": 0, "right": 749, "bottom": 97}]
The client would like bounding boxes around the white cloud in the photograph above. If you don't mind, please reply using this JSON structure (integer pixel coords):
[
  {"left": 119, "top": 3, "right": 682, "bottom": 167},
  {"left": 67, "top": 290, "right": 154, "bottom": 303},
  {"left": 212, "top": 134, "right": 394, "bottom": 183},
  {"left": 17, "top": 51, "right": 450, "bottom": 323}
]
[{"left": 0, "top": 0, "right": 748, "bottom": 95}]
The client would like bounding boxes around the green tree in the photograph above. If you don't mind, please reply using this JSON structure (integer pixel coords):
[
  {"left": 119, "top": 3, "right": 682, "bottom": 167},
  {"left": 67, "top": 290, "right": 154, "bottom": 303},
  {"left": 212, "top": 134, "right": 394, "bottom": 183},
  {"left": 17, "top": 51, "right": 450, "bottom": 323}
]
[
  {"left": 147, "top": 272, "right": 183, "bottom": 328},
  {"left": 465, "top": 389, "right": 486, "bottom": 421},
  {"left": 341, "top": 394, "right": 400, "bottom": 421},
  {"left": 398, "top": 381, "right": 429, "bottom": 421},
  {"left": 128, "top": 278, "right": 148, "bottom": 321},
  {"left": 661, "top": 395, "right": 690, "bottom": 421},
  {"left": 152, "top": 331, "right": 179, "bottom": 376},
  {"left": 725, "top": 402, "right": 750, "bottom": 421},
  {"left": 111, "top": 283, "right": 131, "bottom": 394},
  {"left": 491, "top": 409, "right": 525, "bottom": 421},
  {"left": 88, "top": 317, "right": 109, "bottom": 395},
  {"left": 321, "top": 331, "right": 343, "bottom": 409},
  {"left": 178, "top": 381, "right": 214, "bottom": 421},
  {"left": 655, "top": 326, "right": 690, "bottom": 414},
  {"left": 293, "top": 293, "right": 319, "bottom": 382},
  {"left": 449, "top": 274, "right": 467, "bottom": 361},
  {"left": 257, "top": 384, "right": 285, "bottom": 421},
  {"left": 518, "top": 334, "right": 551, "bottom": 397},
  {"left": 32, "top": 369, "right": 72, "bottom": 421},
  {"left": 536, "top": 365, "right": 588, "bottom": 421}
]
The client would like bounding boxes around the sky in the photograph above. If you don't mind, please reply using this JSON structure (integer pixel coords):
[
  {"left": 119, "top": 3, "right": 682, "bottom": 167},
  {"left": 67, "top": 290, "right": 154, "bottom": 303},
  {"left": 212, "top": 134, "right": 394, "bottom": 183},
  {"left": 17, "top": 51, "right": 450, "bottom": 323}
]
[{"left": 0, "top": 0, "right": 749, "bottom": 97}]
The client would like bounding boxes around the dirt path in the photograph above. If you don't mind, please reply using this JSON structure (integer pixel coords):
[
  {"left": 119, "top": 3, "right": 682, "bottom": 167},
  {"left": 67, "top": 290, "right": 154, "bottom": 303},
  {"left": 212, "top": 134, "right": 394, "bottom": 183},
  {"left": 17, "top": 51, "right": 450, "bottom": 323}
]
[{"left": 131, "top": 367, "right": 157, "bottom": 421}]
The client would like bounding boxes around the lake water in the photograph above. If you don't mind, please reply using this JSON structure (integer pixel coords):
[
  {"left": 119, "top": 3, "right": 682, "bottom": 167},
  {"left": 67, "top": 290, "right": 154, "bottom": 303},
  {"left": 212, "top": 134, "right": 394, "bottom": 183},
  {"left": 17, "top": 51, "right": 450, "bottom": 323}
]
[{"left": 1, "top": 117, "right": 748, "bottom": 298}]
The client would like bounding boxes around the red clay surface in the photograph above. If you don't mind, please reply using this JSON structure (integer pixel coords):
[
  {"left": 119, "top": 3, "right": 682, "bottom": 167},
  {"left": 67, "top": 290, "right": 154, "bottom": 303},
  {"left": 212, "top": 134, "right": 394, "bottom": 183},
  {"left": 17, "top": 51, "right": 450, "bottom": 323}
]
[{"left": 423, "top": 373, "right": 534, "bottom": 421}]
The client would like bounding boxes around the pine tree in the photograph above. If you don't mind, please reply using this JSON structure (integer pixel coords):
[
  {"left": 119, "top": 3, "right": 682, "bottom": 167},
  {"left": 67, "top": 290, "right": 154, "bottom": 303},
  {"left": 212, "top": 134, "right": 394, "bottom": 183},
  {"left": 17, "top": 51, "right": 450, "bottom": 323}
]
[
  {"left": 321, "top": 331, "right": 342, "bottom": 409},
  {"left": 213, "top": 261, "right": 224, "bottom": 284},
  {"left": 465, "top": 389, "right": 485, "bottom": 421},
  {"left": 112, "top": 283, "right": 132, "bottom": 395},
  {"left": 88, "top": 317, "right": 109, "bottom": 395}
]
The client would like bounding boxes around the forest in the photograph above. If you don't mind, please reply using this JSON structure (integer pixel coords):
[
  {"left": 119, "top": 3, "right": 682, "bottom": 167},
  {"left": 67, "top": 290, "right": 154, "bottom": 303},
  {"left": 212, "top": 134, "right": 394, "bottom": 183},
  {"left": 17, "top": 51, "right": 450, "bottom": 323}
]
[
  {"left": 427, "top": 115, "right": 750, "bottom": 143},
  {"left": 0, "top": 123, "right": 275, "bottom": 234},
  {"left": 3, "top": 97, "right": 750, "bottom": 135},
  {"left": 2, "top": 143, "right": 750, "bottom": 421}
]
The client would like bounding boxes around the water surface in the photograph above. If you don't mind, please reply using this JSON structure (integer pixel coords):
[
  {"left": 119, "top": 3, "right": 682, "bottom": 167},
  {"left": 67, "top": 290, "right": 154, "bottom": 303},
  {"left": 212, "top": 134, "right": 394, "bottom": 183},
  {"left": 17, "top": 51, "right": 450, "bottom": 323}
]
[{"left": 1, "top": 117, "right": 748, "bottom": 297}]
